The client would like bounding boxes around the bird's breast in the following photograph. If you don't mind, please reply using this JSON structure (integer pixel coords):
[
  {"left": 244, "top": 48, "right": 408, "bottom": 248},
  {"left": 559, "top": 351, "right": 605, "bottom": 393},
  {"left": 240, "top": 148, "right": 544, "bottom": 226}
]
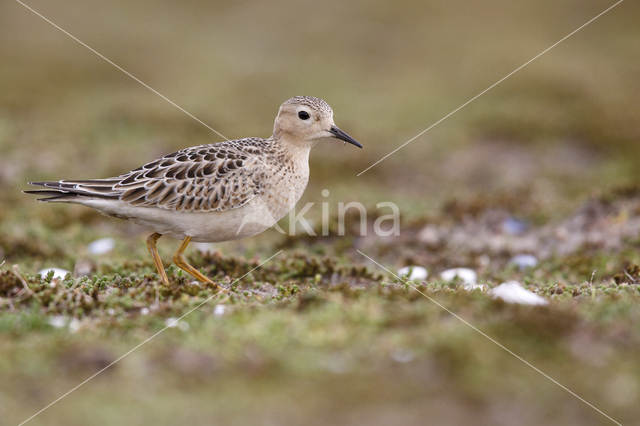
[{"left": 259, "top": 161, "right": 309, "bottom": 220}]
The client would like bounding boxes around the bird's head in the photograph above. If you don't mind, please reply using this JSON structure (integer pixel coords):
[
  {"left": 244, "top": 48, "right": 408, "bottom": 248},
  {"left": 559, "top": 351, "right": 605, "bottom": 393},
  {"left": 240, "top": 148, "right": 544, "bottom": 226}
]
[{"left": 273, "top": 96, "right": 362, "bottom": 149}]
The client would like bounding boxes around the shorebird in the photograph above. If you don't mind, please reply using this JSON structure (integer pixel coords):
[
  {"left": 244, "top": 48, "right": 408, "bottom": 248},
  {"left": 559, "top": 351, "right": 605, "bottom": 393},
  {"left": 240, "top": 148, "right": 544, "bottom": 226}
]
[{"left": 25, "top": 96, "right": 361, "bottom": 288}]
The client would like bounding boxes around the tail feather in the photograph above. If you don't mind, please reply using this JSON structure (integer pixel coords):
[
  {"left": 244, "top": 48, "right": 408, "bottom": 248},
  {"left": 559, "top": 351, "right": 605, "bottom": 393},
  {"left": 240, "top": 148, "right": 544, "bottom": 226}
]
[
  {"left": 24, "top": 180, "right": 123, "bottom": 203},
  {"left": 22, "top": 192, "right": 83, "bottom": 203}
]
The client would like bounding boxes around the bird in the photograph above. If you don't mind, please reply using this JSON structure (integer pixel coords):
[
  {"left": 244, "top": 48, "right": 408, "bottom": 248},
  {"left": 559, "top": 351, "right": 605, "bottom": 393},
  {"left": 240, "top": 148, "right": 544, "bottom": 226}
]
[{"left": 24, "top": 96, "right": 362, "bottom": 288}]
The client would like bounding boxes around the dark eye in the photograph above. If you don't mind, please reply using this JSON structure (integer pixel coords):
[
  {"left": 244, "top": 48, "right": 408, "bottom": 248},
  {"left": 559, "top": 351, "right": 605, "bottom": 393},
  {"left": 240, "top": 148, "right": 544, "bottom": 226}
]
[{"left": 298, "top": 111, "right": 310, "bottom": 120}]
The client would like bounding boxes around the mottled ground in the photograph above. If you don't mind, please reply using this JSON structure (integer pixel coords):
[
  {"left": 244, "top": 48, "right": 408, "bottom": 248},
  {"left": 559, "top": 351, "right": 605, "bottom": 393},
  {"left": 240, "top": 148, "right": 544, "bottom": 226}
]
[{"left": 1, "top": 1, "right": 640, "bottom": 425}]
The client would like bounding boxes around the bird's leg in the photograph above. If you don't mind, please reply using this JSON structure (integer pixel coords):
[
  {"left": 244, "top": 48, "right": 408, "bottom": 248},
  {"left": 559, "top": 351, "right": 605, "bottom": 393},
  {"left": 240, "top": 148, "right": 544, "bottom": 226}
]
[
  {"left": 146, "top": 232, "right": 169, "bottom": 286},
  {"left": 172, "top": 236, "right": 219, "bottom": 289}
]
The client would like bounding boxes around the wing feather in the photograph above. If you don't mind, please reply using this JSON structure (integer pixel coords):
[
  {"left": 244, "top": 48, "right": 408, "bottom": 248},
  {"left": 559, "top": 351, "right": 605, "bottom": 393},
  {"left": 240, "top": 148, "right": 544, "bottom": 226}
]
[{"left": 25, "top": 138, "right": 276, "bottom": 212}]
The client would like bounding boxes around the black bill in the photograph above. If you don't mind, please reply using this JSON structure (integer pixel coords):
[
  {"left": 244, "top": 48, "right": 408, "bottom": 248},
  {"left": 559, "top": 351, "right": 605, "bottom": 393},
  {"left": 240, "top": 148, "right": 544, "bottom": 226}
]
[{"left": 329, "top": 126, "right": 362, "bottom": 148}]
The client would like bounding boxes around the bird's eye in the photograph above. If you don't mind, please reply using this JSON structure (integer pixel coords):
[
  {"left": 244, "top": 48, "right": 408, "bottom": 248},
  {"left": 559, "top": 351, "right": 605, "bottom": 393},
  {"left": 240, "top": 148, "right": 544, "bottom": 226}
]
[{"left": 298, "top": 111, "right": 310, "bottom": 120}]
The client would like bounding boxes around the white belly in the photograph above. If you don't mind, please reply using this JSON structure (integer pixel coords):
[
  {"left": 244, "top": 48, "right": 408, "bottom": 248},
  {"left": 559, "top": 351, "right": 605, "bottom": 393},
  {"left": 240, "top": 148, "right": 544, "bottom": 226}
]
[{"left": 81, "top": 191, "right": 297, "bottom": 242}]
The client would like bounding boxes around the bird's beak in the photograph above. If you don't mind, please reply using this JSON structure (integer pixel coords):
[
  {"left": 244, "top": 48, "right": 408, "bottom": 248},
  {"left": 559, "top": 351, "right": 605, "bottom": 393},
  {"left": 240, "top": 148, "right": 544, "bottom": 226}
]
[{"left": 328, "top": 126, "right": 362, "bottom": 148}]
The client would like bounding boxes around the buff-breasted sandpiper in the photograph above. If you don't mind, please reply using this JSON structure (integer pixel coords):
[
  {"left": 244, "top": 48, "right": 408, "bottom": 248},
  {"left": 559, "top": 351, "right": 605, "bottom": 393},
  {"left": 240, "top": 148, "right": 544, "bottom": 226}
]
[{"left": 24, "top": 96, "right": 362, "bottom": 288}]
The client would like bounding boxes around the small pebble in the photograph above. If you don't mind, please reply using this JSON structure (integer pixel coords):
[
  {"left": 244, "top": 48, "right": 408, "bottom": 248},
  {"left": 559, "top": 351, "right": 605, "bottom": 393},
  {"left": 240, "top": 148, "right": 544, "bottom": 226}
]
[
  {"left": 68, "top": 318, "right": 81, "bottom": 333},
  {"left": 489, "top": 281, "right": 549, "bottom": 306},
  {"left": 140, "top": 308, "right": 150, "bottom": 315},
  {"left": 48, "top": 316, "right": 67, "bottom": 328},
  {"left": 46, "top": 316, "right": 81, "bottom": 333},
  {"left": 510, "top": 254, "right": 538, "bottom": 270},
  {"left": 398, "top": 266, "right": 428, "bottom": 281},
  {"left": 87, "top": 238, "right": 115, "bottom": 255},
  {"left": 37, "top": 268, "right": 71, "bottom": 280},
  {"left": 440, "top": 268, "right": 477, "bottom": 285},
  {"left": 165, "top": 318, "right": 179, "bottom": 328},
  {"left": 214, "top": 305, "right": 226, "bottom": 316},
  {"left": 502, "top": 217, "right": 528, "bottom": 235}
]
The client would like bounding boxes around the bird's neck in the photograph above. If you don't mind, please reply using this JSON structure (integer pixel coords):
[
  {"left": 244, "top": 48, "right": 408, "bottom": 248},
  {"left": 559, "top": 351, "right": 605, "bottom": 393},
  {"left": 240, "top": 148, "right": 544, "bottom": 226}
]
[{"left": 271, "top": 135, "right": 313, "bottom": 165}]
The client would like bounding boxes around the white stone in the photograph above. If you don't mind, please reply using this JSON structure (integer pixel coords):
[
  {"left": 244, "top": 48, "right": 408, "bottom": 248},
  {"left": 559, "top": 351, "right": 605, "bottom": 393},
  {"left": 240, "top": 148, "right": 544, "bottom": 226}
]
[
  {"left": 37, "top": 268, "right": 70, "bottom": 280},
  {"left": 510, "top": 254, "right": 538, "bottom": 270},
  {"left": 398, "top": 266, "right": 428, "bottom": 281},
  {"left": 165, "top": 317, "right": 179, "bottom": 328},
  {"left": 87, "top": 238, "right": 115, "bottom": 255},
  {"left": 164, "top": 318, "right": 188, "bottom": 330},
  {"left": 489, "top": 281, "right": 549, "bottom": 306},
  {"left": 48, "top": 316, "right": 67, "bottom": 328},
  {"left": 440, "top": 268, "right": 477, "bottom": 285},
  {"left": 68, "top": 318, "right": 81, "bottom": 333},
  {"left": 214, "top": 305, "right": 226, "bottom": 316},
  {"left": 140, "top": 307, "right": 150, "bottom": 315}
]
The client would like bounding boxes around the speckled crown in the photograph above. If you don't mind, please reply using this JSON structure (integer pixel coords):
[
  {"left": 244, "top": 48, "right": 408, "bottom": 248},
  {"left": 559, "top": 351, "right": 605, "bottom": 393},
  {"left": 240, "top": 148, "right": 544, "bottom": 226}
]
[{"left": 282, "top": 96, "right": 333, "bottom": 116}]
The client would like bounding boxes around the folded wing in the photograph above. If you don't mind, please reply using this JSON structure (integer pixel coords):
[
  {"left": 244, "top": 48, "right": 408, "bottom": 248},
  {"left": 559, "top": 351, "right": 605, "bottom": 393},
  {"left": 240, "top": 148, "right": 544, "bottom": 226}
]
[{"left": 25, "top": 139, "right": 272, "bottom": 213}]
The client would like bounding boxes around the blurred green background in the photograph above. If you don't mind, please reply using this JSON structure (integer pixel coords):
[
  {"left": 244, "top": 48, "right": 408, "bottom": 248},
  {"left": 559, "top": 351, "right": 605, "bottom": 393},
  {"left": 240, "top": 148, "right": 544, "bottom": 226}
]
[
  {"left": 2, "top": 0, "right": 639, "bottom": 215},
  {"left": 1, "top": 0, "right": 640, "bottom": 425}
]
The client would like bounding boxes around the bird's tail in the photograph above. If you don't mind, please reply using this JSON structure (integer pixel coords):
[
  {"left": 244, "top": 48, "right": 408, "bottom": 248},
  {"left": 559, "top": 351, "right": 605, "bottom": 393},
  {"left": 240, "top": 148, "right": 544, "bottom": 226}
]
[{"left": 24, "top": 179, "right": 122, "bottom": 203}]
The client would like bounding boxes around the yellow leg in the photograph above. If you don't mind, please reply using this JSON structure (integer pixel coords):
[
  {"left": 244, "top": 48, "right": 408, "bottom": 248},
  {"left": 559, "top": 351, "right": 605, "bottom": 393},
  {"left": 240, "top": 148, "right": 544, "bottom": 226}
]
[
  {"left": 172, "top": 236, "right": 219, "bottom": 289},
  {"left": 146, "top": 232, "right": 169, "bottom": 285}
]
